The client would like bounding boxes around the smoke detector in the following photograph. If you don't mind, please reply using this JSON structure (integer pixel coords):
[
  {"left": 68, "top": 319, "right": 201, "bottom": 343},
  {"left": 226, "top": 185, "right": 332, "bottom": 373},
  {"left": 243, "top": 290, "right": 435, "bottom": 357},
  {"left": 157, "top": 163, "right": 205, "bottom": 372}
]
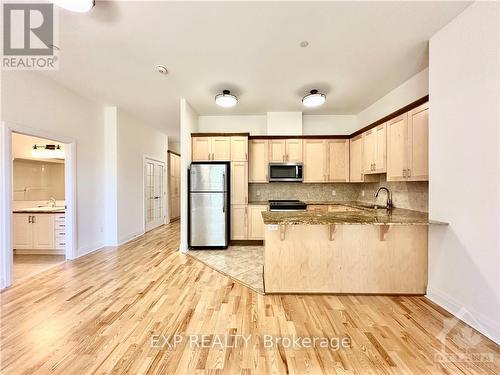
[{"left": 155, "top": 65, "right": 168, "bottom": 75}]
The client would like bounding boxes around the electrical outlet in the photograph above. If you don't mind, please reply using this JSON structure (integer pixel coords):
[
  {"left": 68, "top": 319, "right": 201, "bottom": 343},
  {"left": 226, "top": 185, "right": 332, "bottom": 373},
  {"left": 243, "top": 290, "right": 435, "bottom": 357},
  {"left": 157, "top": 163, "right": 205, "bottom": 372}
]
[
  {"left": 331, "top": 190, "right": 336, "bottom": 196},
  {"left": 361, "top": 190, "right": 365, "bottom": 197}
]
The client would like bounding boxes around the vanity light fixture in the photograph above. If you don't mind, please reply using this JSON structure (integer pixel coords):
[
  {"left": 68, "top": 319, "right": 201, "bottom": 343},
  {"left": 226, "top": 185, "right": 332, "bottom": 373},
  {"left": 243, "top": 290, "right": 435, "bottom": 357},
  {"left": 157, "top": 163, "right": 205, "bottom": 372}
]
[
  {"left": 32, "top": 144, "right": 64, "bottom": 159},
  {"left": 53, "top": 0, "right": 95, "bottom": 13},
  {"left": 215, "top": 90, "right": 238, "bottom": 108},
  {"left": 302, "top": 89, "right": 326, "bottom": 107}
]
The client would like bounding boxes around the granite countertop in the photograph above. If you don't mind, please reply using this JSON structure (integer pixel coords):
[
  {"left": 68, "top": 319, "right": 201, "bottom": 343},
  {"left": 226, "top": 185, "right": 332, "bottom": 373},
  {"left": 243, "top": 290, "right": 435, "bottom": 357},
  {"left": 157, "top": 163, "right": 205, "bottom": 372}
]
[
  {"left": 261, "top": 203, "right": 447, "bottom": 226},
  {"left": 13, "top": 209, "right": 66, "bottom": 214}
]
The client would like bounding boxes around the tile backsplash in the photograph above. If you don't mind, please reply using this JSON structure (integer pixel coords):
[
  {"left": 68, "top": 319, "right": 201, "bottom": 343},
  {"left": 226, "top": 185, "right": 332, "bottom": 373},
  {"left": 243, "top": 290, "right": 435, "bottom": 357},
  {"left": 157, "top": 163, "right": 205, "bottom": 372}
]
[{"left": 249, "top": 181, "right": 428, "bottom": 212}]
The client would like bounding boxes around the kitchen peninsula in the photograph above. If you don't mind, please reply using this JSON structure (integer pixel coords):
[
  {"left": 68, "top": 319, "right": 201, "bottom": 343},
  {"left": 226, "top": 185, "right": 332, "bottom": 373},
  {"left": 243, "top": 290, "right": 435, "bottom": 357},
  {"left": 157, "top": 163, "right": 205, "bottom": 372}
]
[{"left": 262, "top": 203, "right": 445, "bottom": 295}]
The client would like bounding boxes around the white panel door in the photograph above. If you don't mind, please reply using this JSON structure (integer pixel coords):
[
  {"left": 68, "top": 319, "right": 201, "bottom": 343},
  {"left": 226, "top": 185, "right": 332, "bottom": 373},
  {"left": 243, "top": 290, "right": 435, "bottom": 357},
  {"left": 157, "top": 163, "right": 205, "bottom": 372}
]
[{"left": 145, "top": 158, "right": 166, "bottom": 232}]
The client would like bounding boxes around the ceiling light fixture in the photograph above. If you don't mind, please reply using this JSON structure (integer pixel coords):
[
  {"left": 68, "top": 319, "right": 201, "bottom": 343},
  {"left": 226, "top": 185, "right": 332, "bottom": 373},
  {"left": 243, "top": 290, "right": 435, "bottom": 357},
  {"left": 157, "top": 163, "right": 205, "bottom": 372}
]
[
  {"left": 32, "top": 144, "right": 65, "bottom": 159},
  {"left": 155, "top": 65, "right": 168, "bottom": 75},
  {"left": 302, "top": 89, "right": 326, "bottom": 107},
  {"left": 53, "top": 0, "right": 95, "bottom": 13},
  {"left": 215, "top": 90, "right": 238, "bottom": 108}
]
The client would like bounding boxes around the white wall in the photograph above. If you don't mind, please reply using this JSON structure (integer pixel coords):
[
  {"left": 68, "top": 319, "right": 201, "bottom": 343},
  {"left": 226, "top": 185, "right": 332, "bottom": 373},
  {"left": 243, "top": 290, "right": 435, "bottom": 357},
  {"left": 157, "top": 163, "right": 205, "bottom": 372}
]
[
  {"left": 357, "top": 68, "right": 429, "bottom": 128},
  {"left": 428, "top": 1, "right": 500, "bottom": 344},
  {"left": 116, "top": 109, "right": 168, "bottom": 244},
  {"left": 179, "top": 99, "right": 198, "bottom": 252},
  {"left": 198, "top": 115, "right": 266, "bottom": 135},
  {"left": 302, "top": 115, "right": 358, "bottom": 135},
  {"left": 266, "top": 112, "right": 302, "bottom": 135},
  {"left": 2, "top": 71, "right": 106, "bottom": 256},
  {"left": 169, "top": 141, "right": 181, "bottom": 154}
]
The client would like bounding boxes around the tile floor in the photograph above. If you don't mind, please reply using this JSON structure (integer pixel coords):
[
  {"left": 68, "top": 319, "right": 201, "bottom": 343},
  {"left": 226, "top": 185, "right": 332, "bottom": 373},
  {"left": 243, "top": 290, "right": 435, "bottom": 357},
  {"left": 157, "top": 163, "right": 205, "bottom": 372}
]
[
  {"left": 187, "top": 246, "right": 264, "bottom": 293},
  {"left": 12, "top": 254, "right": 66, "bottom": 283}
]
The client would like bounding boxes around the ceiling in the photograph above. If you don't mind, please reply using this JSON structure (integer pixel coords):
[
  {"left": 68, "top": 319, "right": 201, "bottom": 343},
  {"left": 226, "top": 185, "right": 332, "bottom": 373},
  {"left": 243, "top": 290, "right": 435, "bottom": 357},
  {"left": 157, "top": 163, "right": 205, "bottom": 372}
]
[{"left": 42, "top": 1, "right": 471, "bottom": 141}]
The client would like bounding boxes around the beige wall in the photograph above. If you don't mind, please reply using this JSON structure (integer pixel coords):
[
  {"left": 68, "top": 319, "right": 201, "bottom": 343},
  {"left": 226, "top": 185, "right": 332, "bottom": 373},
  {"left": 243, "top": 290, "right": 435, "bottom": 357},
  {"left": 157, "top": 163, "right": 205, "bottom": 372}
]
[{"left": 13, "top": 159, "right": 65, "bottom": 201}]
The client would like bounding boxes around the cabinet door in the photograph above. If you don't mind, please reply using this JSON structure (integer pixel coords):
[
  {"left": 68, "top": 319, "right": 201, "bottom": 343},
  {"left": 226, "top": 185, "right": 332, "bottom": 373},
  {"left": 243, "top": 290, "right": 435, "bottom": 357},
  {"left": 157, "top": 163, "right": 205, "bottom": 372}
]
[
  {"left": 231, "top": 205, "right": 248, "bottom": 240},
  {"left": 407, "top": 103, "right": 429, "bottom": 181},
  {"left": 230, "top": 136, "right": 248, "bottom": 162},
  {"left": 327, "top": 139, "right": 349, "bottom": 182},
  {"left": 13, "top": 214, "right": 33, "bottom": 249},
  {"left": 32, "top": 214, "right": 55, "bottom": 249},
  {"left": 286, "top": 139, "right": 303, "bottom": 162},
  {"left": 192, "top": 138, "right": 211, "bottom": 161},
  {"left": 231, "top": 162, "right": 248, "bottom": 204},
  {"left": 212, "top": 137, "right": 231, "bottom": 160},
  {"left": 248, "top": 205, "right": 267, "bottom": 240},
  {"left": 387, "top": 114, "right": 408, "bottom": 181},
  {"left": 349, "top": 136, "right": 363, "bottom": 182},
  {"left": 374, "top": 124, "right": 387, "bottom": 173},
  {"left": 269, "top": 140, "right": 287, "bottom": 162},
  {"left": 362, "top": 130, "right": 376, "bottom": 174},
  {"left": 303, "top": 140, "right": 327, "bottom": 183},
  {"left": 249, "top": 140, "right": 269, "bottom": 183}
]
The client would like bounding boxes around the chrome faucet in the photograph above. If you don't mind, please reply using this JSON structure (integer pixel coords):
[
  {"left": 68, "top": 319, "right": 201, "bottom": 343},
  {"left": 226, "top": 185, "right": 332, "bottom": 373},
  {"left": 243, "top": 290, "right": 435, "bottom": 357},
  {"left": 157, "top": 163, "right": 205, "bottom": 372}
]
[
  {"left": 375, "top": 187, "right": 393, "bottom": 209},
  {"left": 49, "top": 197, "right": 56, "bottom": 208}
]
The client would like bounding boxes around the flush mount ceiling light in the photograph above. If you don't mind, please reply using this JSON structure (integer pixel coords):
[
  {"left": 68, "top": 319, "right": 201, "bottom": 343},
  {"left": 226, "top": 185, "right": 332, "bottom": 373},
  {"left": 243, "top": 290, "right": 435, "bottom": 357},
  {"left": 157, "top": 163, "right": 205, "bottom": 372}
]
[
  {"left": 32, "top": 144, "right": 65, "bottom": 159},
  {"left": 215, "top": 90, "right": 238, "bottom": 108},
  {"left": 53, "top": 0, "right": 95, "bottom": 13},
  {"left": 155, "top": 65, "right": 168, "bottom": 75},
  {"left": 302, "top": 89, "right": 326, "bottom": 107}
]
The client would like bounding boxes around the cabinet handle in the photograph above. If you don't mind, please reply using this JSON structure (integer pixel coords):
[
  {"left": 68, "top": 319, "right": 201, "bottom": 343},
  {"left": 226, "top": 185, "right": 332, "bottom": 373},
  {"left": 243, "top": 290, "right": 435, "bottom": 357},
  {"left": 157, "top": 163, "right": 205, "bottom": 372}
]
[
  {"left": 245, "top": 152, "right": 247, "bottom": 161},
  {"left": 28, "top": 216, "right": 32, "bottom": 223},
  {"left": 208, "top": 153, "right": 210, "bottom": 160},
  {"left": 32, "top": 216, "right": 36, "bottom": 224},
  {"left": 407, "top": 169, "right": 411, "bottom": 178}
]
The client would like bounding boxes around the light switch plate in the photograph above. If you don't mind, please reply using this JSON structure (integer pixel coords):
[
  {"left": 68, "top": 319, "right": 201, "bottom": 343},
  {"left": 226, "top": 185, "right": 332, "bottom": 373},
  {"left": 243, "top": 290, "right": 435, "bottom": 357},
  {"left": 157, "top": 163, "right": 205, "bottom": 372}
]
[{"left": 331, "top": 190, "right": 336, "bottom": 196}]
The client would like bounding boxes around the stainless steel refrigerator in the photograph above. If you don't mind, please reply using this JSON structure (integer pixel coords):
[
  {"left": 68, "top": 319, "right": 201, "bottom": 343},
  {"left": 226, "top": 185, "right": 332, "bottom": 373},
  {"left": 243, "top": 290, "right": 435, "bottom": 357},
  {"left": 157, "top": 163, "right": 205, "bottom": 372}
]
[{"left": 189, "top": 162, "right": 230, "bottom": 249}]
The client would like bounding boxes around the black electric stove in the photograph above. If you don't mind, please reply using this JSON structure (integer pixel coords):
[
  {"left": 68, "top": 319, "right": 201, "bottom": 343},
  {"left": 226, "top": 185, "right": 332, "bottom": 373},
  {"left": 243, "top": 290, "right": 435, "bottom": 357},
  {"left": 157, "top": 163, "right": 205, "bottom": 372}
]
[{"left": 268, "top": 200, "right": 307, "bottom": 212}]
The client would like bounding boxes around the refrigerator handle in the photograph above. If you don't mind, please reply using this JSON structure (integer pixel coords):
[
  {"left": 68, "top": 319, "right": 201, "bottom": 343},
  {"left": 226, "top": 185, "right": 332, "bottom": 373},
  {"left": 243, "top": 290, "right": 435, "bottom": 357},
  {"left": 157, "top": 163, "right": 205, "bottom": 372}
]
[{"left": 222, "top": 172, "right": 226, "bottom": 213}]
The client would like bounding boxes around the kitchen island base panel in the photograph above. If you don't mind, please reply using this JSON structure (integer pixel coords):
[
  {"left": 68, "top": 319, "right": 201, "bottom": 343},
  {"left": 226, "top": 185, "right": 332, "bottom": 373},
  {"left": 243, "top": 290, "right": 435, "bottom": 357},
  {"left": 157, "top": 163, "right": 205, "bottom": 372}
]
[{"left": 264, "top": 224, "right": 427, "bottom": 294}]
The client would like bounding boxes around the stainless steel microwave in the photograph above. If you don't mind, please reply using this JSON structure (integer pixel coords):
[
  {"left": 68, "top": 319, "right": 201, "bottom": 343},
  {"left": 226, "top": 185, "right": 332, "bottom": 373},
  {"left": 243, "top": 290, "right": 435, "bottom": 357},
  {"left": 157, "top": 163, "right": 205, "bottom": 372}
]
[{"left": 268, "top": 163, "right": 303, "bottom": 182}]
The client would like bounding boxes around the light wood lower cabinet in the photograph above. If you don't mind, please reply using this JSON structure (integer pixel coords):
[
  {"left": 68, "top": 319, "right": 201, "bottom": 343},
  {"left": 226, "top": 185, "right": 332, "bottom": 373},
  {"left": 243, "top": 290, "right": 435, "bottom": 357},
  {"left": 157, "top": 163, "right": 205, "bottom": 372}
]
[
  {"left": 168, "top": 152, "right": 181, "bottom": 220},
  {"left": 12, "top": 214, "right": 33, "bottom": 249},
  {"left": 231, "top": 204, "right": 248, "bottom": 240},
  {"left": 249, "top": 140, "right": 268, "bottom": 183},
  {"left": 247, "top": 205, "right": 267, "bottom": 240}
]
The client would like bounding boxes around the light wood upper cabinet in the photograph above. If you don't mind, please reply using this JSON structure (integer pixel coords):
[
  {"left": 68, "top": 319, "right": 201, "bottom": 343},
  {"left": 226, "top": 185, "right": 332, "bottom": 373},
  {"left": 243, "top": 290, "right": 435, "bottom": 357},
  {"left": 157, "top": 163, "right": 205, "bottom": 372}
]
[
  {"left": 407, "top": 104, "right": 429, "bottom": 181},
  {"left": 192, "top": 136, "right": 231, "bottom": 161},
  {"left": 248, "top": 205, "right": 267, "bottom": 240},
  {"left": 268, "top": 139, "right": 302, "bottom": 162},
  {"left": 249, "top": 140, "right": 269, "bottom": 183},
  {"left": 387, "top": 114, "right": 408, "bottom": 181},
  {"left": 231, "top": 204, "right": 248, "bottom": 240},
  {"left": 387, "top": 103, "right": 429, "bottom": 181},
  {"left": 231, "top": 162, "right": 248, "bottom": 205},
  {"left": 192, "top": 137, "right": 211, "bottom": 161},
  {"left": 303, "top": 139, "right": 327, "bottom": 183},
  {"left": 230, "top": 136, "right": 248, "bottom": 162},
  {"left": 326, "top": 139, "right": 349, "bottom": 182},
  {"left": 349, "top": 136, "right": 363, "bottom": 182},
  {"left": 211, "top": 137, "right": 231, "bottom": 160},
  {"left": 363, "top": 123, "right": 386, "bottom": 174},
  {"left": 285, "top": 139, "right": 303, "bottom": 162},
  {"left": 268, "top": 140, "right": 287, "bottom": 162}
]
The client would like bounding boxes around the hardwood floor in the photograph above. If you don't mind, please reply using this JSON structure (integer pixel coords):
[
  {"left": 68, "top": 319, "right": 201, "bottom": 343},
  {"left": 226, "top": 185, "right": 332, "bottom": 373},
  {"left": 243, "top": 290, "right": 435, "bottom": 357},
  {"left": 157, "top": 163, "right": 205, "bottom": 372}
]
[
  {"left": 1, "top": 221, "right": 499, "bottom": 374},
  {"left": 12, "top": 254, "right": 66, "bottom": 284}
]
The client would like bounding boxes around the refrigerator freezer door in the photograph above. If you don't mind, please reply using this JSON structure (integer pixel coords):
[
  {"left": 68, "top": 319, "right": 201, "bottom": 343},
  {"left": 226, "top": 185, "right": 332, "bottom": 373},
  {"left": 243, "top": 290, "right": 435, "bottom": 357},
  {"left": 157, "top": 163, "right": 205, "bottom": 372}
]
[
  {"left": 190, "top": 192, "right": 228, "bottom": 247},
  {"left": 190, "top": 164, "right": 228, "bottom": 192}
]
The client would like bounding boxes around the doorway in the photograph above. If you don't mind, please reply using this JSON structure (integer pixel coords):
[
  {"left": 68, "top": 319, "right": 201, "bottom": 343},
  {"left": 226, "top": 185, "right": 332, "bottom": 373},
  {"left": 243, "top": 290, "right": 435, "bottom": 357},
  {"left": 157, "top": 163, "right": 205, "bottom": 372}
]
[
  {"left": 0, "top": 122, "right": 77, "bottom": 289},
  {"left": 144, "top": 157, "right": 166, "bottom": 232}
]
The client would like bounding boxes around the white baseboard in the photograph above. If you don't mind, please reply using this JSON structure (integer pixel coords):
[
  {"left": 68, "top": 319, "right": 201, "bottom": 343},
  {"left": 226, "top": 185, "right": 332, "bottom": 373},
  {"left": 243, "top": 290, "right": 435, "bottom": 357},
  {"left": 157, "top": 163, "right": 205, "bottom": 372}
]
[
  {"left": 77, "top": 241, "right": 105, "bottom": 258},
  {"left": 118, "top": 231, "right": 144, "bottom": 246},
  {"left": 426, "top": 287, "right": 500, "bottom": 345}
]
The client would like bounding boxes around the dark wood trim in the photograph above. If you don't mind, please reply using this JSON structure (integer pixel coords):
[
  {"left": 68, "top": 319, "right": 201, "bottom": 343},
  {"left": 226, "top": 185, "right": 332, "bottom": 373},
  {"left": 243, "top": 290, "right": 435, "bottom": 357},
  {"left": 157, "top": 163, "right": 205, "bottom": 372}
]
[
  {"left": 167, "top": 150, "right": 180, "bottom": 157},
  {"left": 191, "top": 132, "right": 250, "bottom": 137},
  {"left": 249, "top": 135, "right": 350, "bottom": 140},
  {"left": 350, "top": 95, "right": 429, "bottom": 138},
  {"left": 230, "top": 240, "right": 264, "bottom": 246},
  {"left": 190, "top": 96, "right": 428, "bottom": 141}
]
